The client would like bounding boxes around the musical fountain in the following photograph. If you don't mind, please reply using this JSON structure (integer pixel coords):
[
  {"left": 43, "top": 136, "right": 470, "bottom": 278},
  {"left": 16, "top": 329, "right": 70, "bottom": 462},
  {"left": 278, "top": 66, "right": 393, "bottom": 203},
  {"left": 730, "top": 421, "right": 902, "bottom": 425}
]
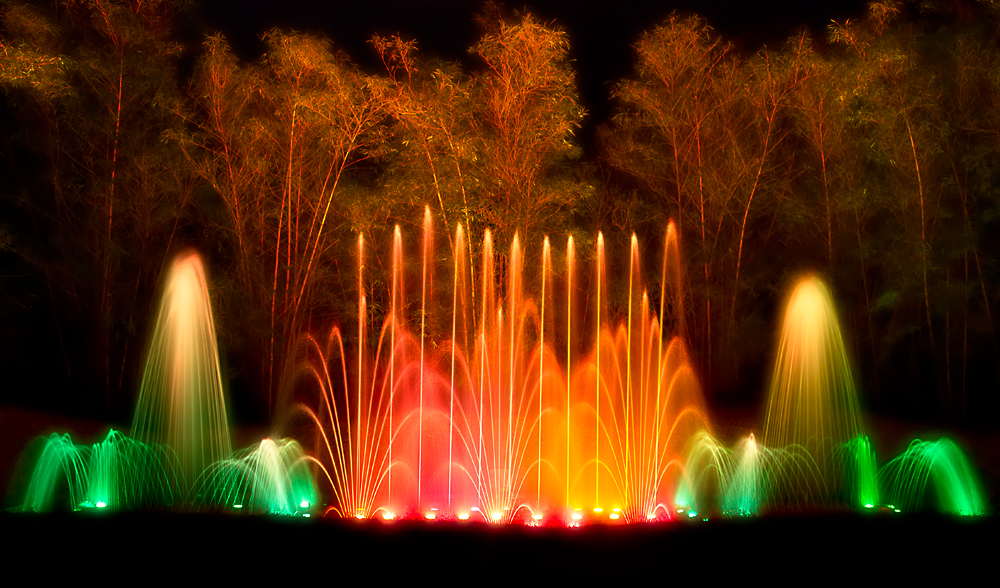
[
  {"left": 273, "top": 209, "right": 987, "bottom": 523},
  {"left": 8, "top": 214, "right": 987, "bottom": 523},
  {"left": 11, "top": 251, "right": 316, "bottom": 515},
  {"left": 278, "top": 216, "right": 709, "bottom": 523}
]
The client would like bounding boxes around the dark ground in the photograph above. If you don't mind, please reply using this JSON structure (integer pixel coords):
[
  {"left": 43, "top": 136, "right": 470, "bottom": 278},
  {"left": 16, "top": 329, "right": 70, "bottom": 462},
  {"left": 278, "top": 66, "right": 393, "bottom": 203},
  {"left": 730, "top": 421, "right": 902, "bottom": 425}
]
[{"left": 0, "top": 510, "right": 994, "bottom": 581}]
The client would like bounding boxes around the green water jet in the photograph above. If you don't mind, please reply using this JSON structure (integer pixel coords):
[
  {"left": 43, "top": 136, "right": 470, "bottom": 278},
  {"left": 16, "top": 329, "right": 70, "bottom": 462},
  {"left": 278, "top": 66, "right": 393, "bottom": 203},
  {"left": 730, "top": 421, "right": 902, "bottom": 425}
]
[{"left": 880, "top": 438, "right": 986, "bottom": 516}]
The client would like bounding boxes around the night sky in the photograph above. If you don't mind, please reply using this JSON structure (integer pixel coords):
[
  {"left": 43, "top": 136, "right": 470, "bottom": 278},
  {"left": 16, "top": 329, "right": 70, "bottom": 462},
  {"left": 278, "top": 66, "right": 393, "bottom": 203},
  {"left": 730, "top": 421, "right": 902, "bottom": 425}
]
[{"left": 195, "top": 0, "right": 871, "bottom": 141}]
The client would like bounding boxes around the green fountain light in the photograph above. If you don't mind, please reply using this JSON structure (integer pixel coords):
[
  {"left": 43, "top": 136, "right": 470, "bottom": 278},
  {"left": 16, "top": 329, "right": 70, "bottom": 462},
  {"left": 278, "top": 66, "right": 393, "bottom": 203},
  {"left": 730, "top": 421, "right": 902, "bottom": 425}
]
[{"left": 880, "top": 438, "right": 986, "bottom": 516}]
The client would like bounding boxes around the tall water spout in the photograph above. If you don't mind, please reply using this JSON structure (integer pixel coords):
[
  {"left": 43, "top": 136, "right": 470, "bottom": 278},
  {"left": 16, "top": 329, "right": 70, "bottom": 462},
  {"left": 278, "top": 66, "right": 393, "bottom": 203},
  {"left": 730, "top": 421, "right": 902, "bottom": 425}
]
[
  {"left": 131, "top": 251, "right": 232, "bottom": 487},
  {"left": 762, "top": 275, "right": 864, "bottom": 504}
]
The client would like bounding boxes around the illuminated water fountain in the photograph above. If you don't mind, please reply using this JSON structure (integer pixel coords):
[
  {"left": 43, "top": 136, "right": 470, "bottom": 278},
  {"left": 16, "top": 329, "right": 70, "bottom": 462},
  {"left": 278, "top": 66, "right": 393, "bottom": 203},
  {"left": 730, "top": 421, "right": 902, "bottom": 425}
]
[
  {"left": 721, "top": 434, "right": 762, "bottom": 517},
  {"left": 676, "top": 274, "right": 985, "bottom": 517},
  {"left": 879, "top": 438, "right": 985, "bottom": 516},
  {"left": 280, "top": 210, "right": 712, "bottom": 523},
  {"left": 14, "top": 252, "right": 315, "bottom": 514},
  {"left": 195, "top": 437, "right": 318, "bottom": 515},
  {"left": 131, "top": 252, "right": 232, "bottom": 484},
  {"left": 678, "top": 276, "right": 878, "bottom": 516},
  {"left": 11, "top": 227, "right": 987, "bottom": 521},
  {"left": 19, "top": 433, "right": 89, "bottom": 512},
  {"left": 679, "top": 276, "right": 876, "bottom": 515},
  {"left": 761, "top": 275, "right": 871, "bottom": 508}
]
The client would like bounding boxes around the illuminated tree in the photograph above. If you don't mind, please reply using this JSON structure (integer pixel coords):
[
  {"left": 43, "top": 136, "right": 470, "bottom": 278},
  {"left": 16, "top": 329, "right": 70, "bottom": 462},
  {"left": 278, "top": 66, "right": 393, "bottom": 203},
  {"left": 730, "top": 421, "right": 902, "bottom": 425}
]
[
  {"left": 828, "top": 2, "right": 950, "bottom": 397},
  {"left": 373, "top": 35, "right": 475, "bottom": 234},
  {"left": 178, "top": 31, "right": 392, "bottom": 410},
  {"left": 606, "top": 15, "right": 735, "bottom": 376},
  {"left": 935, "top": 29, "right": 1000, "bottom": 409},
  {"left": 606, "top": 15, "right": 808, "bottom": 384},
  {"left": 375, "top": 13, "right": 590, "bottom": 336},
  {"left": 468, "top": 12, "right": 588, "bottom": 247},
  {"left": 0, "top": 0, "right": 192, "bottom": 415},
  {"left": 728, "top": 40, "right": 809, "bottom": 333},
  {"left": 788, "top": 33, "right": 843, "bottom": 266}
]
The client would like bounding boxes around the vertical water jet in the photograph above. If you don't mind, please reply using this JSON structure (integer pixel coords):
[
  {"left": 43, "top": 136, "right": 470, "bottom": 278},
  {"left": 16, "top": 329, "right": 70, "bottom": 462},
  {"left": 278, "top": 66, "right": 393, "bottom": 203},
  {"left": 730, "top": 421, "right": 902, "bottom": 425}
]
[
  {"left": 418, "top": 206, "right": 432, "bottom": 508},
  {"left": 595, "top": 231, "right": 604, "bottom": 508},
  {"left": 388, "top": 225, "right": 403, "bottom": 516},
  {"left": 762, "top": 275, "right": 864, "bottom": 505},
  {"left": 132, "top": 251, "right": 232, "bottom": 487},
  {"left": 539, "top": 235, "right": 550, "bottom": 509},
  {"left": 565, "top": 234, "right": 574, "bottom": 509}
]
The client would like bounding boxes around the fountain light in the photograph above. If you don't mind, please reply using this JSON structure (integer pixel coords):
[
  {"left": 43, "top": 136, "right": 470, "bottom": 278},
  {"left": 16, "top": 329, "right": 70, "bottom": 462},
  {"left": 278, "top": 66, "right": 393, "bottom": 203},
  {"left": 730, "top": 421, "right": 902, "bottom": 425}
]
[
  {"left": 285, "top": 222, "right": 714, "bottom": 526},
  {"left": 11, "top": 252, "right": 317, "bottom": 517},
  {"left": 131, "top": 252, "right": 231, "bottom": 484},
  {"left": 21, "top": 235, "right": 992, "bottom": 523},
  {"left": 880, "top": 438, "right": 985, "bottom": 516}
]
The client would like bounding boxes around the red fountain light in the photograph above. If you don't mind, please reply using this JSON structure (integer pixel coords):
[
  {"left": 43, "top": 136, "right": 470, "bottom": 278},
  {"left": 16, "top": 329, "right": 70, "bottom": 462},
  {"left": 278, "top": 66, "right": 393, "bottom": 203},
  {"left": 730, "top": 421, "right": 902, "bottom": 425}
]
[{"left": 279, "top": 218, "right": 712, "bottom": 524}]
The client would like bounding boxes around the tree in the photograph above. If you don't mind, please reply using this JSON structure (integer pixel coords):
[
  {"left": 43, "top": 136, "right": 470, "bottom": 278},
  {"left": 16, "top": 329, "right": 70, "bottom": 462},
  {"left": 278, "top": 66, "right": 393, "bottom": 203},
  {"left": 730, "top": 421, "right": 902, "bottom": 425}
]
[
  {"left": 605, "top": 15, "right": 735, "bottom": 379},
  {"left": 940, "top": 29, "right": 1000, "bottom": 410},
  {"left": 469, "top": 12, "right": 588, "bottom": 247},
  {"left": 0, "top": 0, "right": 192, "bottom": 417},
  {"left": 606, "top": 15, "right": 809, "bottom": 390},
  {"left": 831, "top": 2, "right": 949, "bottom": 399},
  {"left": 375, "top": 12, "right": 590, "bottom": 339},
  {"left": 178, "top": 31, "right": 393, "bottom": 411}
]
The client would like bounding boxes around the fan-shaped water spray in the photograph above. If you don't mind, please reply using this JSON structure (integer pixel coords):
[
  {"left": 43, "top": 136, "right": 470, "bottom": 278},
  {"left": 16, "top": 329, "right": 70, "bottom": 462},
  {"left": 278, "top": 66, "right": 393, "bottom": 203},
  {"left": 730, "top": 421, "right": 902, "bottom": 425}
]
[
  {"left": 880, "top": 438, "right": 985, "bottom": 516},
  {"left": 195, "top": 437, "right": 317, "bottom": 515},
  {"left": 131, "top": 251, "right": 232, "bottom": 484},
  {"left": 14, "top": 251, "right": 315, "bottom": 514},
  {"left": 722, "top": 434, "right": 762, "bottom": 517},
  {"left": 762, "top": 275, "right": 866, "bottom": 505},
  {"left": 19, "top": 433, "right": 89, "bottom": 512},
  {"left": 11, "top": 233, "right": 987, "bottom": 522},
  {"left": 17, "top": 430, "right": 181, "bottom": 512},
  {"left": 282, "top": 217, "right": 713, "bottom": 523}
]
